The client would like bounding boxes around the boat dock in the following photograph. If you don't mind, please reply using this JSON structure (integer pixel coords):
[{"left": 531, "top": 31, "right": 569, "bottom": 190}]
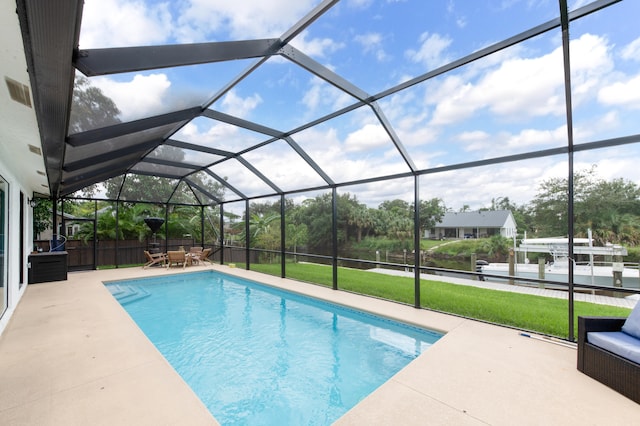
[{"left": 368, "top": 268, "right": 638, "bottom": 309}]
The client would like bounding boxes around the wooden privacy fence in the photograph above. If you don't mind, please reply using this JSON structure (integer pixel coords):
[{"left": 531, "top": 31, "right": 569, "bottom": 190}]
[
  {"left": 34, "top": 239, "right": 281, "bottom": 270},
  {"left": 35, "top": 238, "right": 201, "bottom": 269},
  {"left": 209, "top": 246, "right": 258, "bottom": 265}
]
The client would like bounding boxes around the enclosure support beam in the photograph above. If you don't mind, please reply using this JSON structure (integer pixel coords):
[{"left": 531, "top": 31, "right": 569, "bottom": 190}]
[
  {"left": 414, "top": 175, "right": 421, "bottom": 308},
  {"left": 200, "top": 206, "right": 205, "bottom": 251},
  {"left": 93, "top": 201, "right": 98, "bottom": 270},
  {"left": 219, "top": 204, "right": 224, "bottom": 266},
  {"left": 332, "top": 187, "right": 338, "bottom": 291},
  {"left": 115, "top": 201, "right": 120, "bottom": 268},
  {"left": 60, "top": 200, "right": 65, "bottom": 254},
  {"left": 51, "top": 196, "right": 57, "bottom": 253},
  {"left": 74, "top": 39, "right": 280, "bottom": 76},
  {"left": 245, "top": 200, "right": 250, "bottom": 271},
  {"left": 66, "top": 107, "right": 201, "bottom": 147},
  {"left": 281, "top": 194, "right": 286, "bottom": 279},
  {"left": 164, "top": 205, "right": 169, "bottom": 255},
  {"left": 560, "top": 0, "right": 576, "bottom": 341}
]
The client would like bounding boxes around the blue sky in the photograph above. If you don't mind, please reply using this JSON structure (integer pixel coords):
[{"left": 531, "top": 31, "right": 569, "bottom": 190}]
[{"left": 77, "top": 0, "right": 640, "bottom": 210}]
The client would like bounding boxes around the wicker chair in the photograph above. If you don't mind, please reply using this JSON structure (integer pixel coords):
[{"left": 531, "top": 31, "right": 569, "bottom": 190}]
[
  {"left": 143, "top": 250, "right": 167, "bottom": 269},
  {"left": 191, "top": 247, "right": 212, "bottom": 265},
  {"left": 166, "top": 250, "right": 188, "bottom": 268},
  {"left": 577, "top": 315, "right": 640, "bottom": 404}
]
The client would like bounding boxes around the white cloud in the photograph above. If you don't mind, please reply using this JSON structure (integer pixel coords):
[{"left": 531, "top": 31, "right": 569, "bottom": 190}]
[
  {"left": 80, "top": 0, "right": 173, "bottom": 48},
  {"left": 420, "top": 151, "right": 640, "bottom": 213},
  {"left": 81, "top": 0, "right": 323, "bottom": 46},
  {"left": 354, "top": 33, "right": 389, "bottom": 62},
  {"left": 425, "top": 75, "right": 476, "bottom": 125},
  {"left": 588, "top": 156, "right": 640, "bottom": 185},
  {"left": 92, "top": 74, "right": 172, "bottom": 121},
  {"left": 445, "top": 0, "right": 467, "bottom": 29},
  {"left": 348, "top": 31, "right": 621, "bottom": 178},
  {"left": 458, "top": 130, "right": 490, "bottom": 142},
  {"left": 177, "top": 0, "right": 317, "bottom": 41},
  {"left": 464, "top": 52, "right": 564, "bottom": 117},
  {"left": 290, "top": 31, "right": 345, "bottom": 58},
  {"left": 573, "top": 111, "right": 619, "bottom": 144},
  {"left": 220, "top": 89, "right": 263, "bottom": 118},
  {"left": 397, "top": 125, "right": 439, "bottom": 149},
  {"left": 301, "top": 83, "right": 323, "bottom": 111},
  {"left": 292, "top": 125, "right": 410, "bottom": 185},
  {"left": 242, "top": 142, "right": 329, "bottom": 191},
  {"left": 339, "top": 176, "right": 415, "bottom": 208},
  {"left": 346, "top": 0, "right": 374, "bottom": 8},
  {"left": 344, "top": 124, "right": 390, "bottom": 152},
  {"left": 428, "top": 33, "right": 612, "bottom": 126},
  {"left": 418, "top": 162, "right": 548, "bottom": 211},
  {"left": 301, "top": 76, "right": 355, "bottom": 114},
  {"left": 569, "top": 33, "right": 614, "bottom": 106},
  {"left": 598, "top": 110, "right": 619, "bottom": 127},
  {"left": 504, "top": 126, "right": 567, "bottom": 149},
  {"left": 210, "top": 158, "right": 277, "bottom": 197},
  {"left": 598, "top": 74, "right": 640, "bottom": 109},
  {"left": 621, "top": 37, "right": 640, "bottom": 62},
  {"left": 569, "top": 0, "right": 593, "bottom": 10},
  {"left": 446, "top": 0, "right": 455, "bottom": 14},
  {"left": 406, "top": 32, "right": 452, "bottom": 70},
  {"left": 175, "top": 116, "right": 262, "bottom": 153},
  {"left": 454, "top": 130, "right": 491, "bottom": 152},
  {"left": 453, "top": 125, "right": 569, "bottom": 158}
]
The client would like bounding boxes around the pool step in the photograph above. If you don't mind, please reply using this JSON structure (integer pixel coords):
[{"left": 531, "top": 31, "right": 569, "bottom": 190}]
[{"left": 107, "top": 285, "right": 151, "bottom": 305}]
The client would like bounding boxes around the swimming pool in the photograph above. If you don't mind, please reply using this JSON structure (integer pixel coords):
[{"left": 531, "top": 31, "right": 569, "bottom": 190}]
[{"left": 106, "top": 271, "right": 442, "bottom": 425}]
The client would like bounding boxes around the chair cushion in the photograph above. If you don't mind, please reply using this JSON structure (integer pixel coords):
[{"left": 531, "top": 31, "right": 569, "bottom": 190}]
[
  {"left": 622, "top": 302, "right": 640, "bottom": 340},
  {"left": 587, "top": 331, "right": 640, "bottom": 364}
]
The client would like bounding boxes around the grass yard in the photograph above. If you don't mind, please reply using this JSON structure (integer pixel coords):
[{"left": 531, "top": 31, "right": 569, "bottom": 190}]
[{"left": 247, "top": 261, "right": 632, "bottom": 339}]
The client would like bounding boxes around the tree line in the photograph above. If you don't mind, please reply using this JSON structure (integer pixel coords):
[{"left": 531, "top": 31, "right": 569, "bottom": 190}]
[
  {"left": 243, "top": 166, "right": 640, "bottom": 255},
  {"left": 36, "top": 165, "right": 640, "bottom": 257}
]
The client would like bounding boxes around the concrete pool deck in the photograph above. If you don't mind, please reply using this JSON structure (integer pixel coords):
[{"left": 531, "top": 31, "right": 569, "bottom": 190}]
[{"left": 0, "top": 264, "right": 637, "bottom": 425}]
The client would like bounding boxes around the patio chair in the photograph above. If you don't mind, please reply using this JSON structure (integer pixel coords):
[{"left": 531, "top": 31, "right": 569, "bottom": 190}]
[
  {"left": 192, "top": 248, "right": 212, "bottom": 265},
  {"left": 187, "top": 247, "right": 202, "bottom": 263},
  {"left": 577, "top": 300, "right": 640, "bottom": 404},
  {"left": 166, "top": 250, "right": 188, "bottom": 269},
  {"left": 143, "top": 250, "right": 167, "bottom": 269}
]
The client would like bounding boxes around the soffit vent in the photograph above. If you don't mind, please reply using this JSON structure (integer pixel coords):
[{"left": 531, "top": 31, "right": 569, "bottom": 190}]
[
  {"left": 5, "top": 77, "right": 32, "bottom": 108},
  {"left": 28, "top": 144, "right": 42, "bottom": 155}
]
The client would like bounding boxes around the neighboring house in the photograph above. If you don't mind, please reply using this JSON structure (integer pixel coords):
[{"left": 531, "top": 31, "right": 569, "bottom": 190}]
[
  {"left": 426, "top": 210, "right": 517, "bottom": 240},
  {"left": 37, "top": 211, "right": 83, "bottom": 241}
]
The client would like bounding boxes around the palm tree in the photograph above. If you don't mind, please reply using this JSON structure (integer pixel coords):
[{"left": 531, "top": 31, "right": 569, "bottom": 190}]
[
  {"left": 348, "top": 204, "right": 374, "bottom": 243},
  {"left": 286, "top": 222, "right": 308, "bottom": 262},
  {"left": 240, "top": 213, "right": 280, "bottom": 248},
  {"left": 481, "top": 235, "right": 511, "bottom": 260}
]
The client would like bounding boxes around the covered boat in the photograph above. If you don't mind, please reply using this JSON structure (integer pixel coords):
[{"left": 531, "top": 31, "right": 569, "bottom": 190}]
[{"left": 480, "top": 233, "right": 639, "bottom": 289}]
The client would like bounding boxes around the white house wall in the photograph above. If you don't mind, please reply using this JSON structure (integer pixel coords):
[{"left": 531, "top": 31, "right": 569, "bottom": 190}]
[
  {"left": 0, "top": 161, "right": 32, "bottom": 336},
  {"left": 0, "top": 0, "right": 47, "bottom": 337},
  {"left": 502, "top": 215, "right": 518, "bottom": 238}
]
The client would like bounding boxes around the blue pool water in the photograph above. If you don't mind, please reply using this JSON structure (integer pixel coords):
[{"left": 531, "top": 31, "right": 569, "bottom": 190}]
[{"left": 106, "top": 271, "right": 442, "bottom": 425}]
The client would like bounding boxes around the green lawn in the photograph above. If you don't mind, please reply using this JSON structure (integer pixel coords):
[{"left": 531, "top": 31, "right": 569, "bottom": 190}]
[{"left": 247, "top": 261, "right": 631, "bottom": 339}]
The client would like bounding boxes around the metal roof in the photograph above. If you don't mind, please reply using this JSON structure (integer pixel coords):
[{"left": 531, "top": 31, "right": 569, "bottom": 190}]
[
  {"left": 435, "top": 210, "right": 514, "bottom": 228},
  {"left": 15, "top": 0, "right": 639, "bottom": 206}
]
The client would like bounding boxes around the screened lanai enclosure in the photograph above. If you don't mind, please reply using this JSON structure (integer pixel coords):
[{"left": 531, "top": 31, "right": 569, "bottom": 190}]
[{"left": 20, "top": 0, "right": 640, "bottom": 340}]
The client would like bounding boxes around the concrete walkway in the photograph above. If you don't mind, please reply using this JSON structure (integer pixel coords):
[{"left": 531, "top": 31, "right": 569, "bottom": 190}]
[{"left": 1, "top": 265, "right": 638, "bottom": 425}]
